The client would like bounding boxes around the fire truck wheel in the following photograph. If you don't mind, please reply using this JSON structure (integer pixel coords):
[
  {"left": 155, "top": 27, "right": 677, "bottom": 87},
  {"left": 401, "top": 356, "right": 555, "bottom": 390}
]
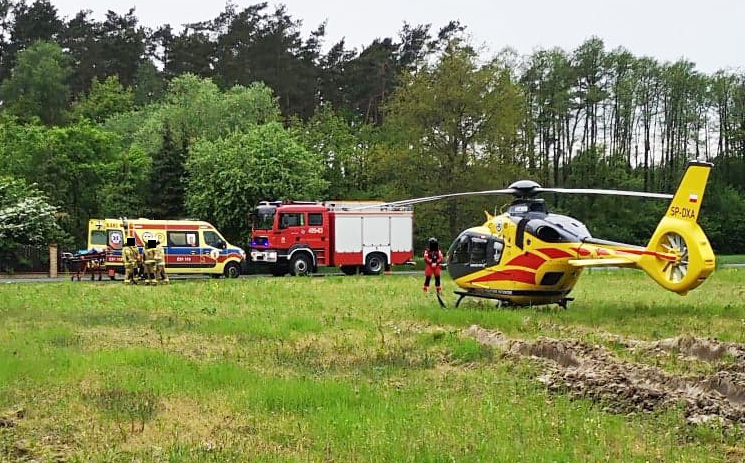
[
  {"left": 340, "top": 266, "right": 358, "bottom": 276},
  {"left": 290, "top": 254, "right": 312, "bottom": 276},
  {"left": 224, "top": 262, "right": 241, "bottom": 278},
  {"left": 363, "top": 253, "right": 386, "bottom": 275}
]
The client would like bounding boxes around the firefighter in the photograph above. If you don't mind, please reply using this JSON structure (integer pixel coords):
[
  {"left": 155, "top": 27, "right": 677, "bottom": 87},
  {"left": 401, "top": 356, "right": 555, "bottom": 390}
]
[
  {"left": 423, "top": 237, "right": 444, "bottom": 294},
  {"left": 154, "top": 240, "right": 169, "bottom": 284},
  {"left": 122, "top": 237, "right": 140, "bottom": 284},
  {"left": 143, "top": 240, "right": 158, "bottom": 285}
]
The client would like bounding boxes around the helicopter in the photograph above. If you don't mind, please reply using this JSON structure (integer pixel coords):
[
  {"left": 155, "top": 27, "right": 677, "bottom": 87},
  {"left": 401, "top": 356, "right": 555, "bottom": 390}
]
[{"left": 356, "top": 160, "right": 715, "bottom": 308}]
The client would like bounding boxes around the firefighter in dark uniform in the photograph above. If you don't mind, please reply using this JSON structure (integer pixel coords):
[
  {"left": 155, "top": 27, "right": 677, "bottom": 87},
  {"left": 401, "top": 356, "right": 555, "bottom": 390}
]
[
  {"left": 122, "top": 237, "right": 140, "bottom": 284},
  {"left": 423, "top": 237, "right": 444, "bottom": 294}
]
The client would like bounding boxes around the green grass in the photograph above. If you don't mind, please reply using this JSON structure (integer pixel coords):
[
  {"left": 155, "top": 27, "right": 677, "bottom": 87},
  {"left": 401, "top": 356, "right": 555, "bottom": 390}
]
[
  {"left": 718, "top": 254, "right": 745, "bottom": 265},
  {"left": 0, "top": 270, "right": 744, "bottom": 461}
]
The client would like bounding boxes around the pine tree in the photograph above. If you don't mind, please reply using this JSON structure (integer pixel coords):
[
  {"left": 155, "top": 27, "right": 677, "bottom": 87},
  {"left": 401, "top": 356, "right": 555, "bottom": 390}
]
[{"left": 149, "top": 123, "right": 186, "bottom": 218}]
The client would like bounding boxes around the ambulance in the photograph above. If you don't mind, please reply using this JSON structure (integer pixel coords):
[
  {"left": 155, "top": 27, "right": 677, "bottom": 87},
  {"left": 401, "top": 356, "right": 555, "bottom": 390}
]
[{"left": 87, "top": 218, "right": 246, "bottom": 278}]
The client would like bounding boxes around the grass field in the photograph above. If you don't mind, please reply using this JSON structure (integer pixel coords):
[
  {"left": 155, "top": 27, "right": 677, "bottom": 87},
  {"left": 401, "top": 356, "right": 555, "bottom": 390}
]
[
  {"left": 1, "top": 269, "right": 745, "bottom": 462},
  {"left": 718, "top": 255, "right": 745, "bottom": 265}
]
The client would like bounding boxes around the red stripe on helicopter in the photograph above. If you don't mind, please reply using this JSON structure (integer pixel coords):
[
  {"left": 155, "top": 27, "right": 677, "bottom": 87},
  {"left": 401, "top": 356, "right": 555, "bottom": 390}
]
[
  {"left": 469, "top": 269, "right": 536, "bottom": 285},
  {"left": 537, "top": 248, "right": 574, "bottom": 259},
  {"left": 572, "top": 247, "right": 592, "bottom": 257},
  {"left": 616, "top": 249, "right": 678, "bottom": 262},
  {"left": 506, "top": 252, "right": 545, "bottom": 270},
  {"left": 596, "top": 248, "right": 611, "bottom": 256}
]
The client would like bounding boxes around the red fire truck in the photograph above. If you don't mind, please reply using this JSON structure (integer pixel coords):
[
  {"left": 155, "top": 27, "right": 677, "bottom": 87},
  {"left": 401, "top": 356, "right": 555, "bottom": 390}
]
[{"left": 249, "top": 201, "right": 414, "bottom": 276}]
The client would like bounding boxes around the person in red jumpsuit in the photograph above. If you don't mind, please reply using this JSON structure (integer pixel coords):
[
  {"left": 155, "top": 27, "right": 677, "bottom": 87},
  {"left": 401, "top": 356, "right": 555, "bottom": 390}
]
[{"left": 423, "top": 237, "right": 444, "bottom": 294}]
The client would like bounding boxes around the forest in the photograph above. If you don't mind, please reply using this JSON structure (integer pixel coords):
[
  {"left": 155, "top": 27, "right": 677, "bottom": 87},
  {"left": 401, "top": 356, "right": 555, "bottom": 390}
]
[{"left": 1, "top": 0, "right": 744, "bottom": 269}]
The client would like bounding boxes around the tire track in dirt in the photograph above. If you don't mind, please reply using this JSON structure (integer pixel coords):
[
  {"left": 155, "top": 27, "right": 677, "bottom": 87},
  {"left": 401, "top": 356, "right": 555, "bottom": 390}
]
[{"left": 466, "top": 325, "right": 745, "bottom": 425}]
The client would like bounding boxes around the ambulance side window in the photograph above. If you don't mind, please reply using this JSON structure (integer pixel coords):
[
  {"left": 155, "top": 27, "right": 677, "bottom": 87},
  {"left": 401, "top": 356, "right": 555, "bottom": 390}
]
[
  {"left": 204, "top": 231, "right": 224, "bottom": 248},
  {"left": 308, "top": 213, "right": 323, "bottom": 226},
  {"left": 168, "top": 231, "right": 199, "bottom": 247},
  {"left": 279, "top": 213, "right": 304, "bottom": 229}
]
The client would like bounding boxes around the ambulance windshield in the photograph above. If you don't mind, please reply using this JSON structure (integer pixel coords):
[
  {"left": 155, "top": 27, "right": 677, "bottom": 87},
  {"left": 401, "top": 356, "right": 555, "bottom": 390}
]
[
  {"left": 90, "top": 230, "right": 107, "bottom": 246},
  {"left": 254, "top": 206, "right": 276, "bottom": 230}
]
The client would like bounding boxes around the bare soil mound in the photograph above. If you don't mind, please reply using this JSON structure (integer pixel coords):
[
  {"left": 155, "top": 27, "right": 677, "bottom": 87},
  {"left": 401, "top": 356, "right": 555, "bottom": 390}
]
[
  {"left": 619, "top": 335, "right": 745, "bottom": 363},
  {"left": 466, "top": 325, "right": 745, "bottom": 425}
]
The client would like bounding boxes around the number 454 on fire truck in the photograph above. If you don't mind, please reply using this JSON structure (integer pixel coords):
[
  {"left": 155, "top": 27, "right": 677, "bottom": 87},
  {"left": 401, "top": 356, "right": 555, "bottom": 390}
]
[{"left": 250, "top": 201, "right": 414, "bottom": 276}]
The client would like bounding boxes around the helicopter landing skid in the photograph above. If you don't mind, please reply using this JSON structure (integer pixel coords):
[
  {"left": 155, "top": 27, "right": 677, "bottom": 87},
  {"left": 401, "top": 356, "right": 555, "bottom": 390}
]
[
  {"left": 454, "top": 291, "right": 573, "bottom": 310},
  {"left": 454, "top": 291, "right": 513, "bottom": 309}
]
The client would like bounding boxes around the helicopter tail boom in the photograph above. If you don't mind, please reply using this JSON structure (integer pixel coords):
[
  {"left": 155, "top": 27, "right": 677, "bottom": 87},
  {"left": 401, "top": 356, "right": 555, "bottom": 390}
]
[{"left": 637, "top": 161, "right": 716, "bottom": 295}]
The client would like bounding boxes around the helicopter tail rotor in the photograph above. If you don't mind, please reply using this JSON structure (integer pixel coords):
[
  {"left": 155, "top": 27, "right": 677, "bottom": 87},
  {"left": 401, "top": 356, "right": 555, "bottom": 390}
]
[{"left": 637, "top": 161, "right": 716, "bottom": 295}]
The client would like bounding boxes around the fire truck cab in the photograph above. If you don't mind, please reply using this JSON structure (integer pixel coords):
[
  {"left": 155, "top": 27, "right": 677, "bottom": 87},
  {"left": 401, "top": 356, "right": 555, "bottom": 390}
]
[{"left": 250, "top": 201, "right": 413, "bottom": 276}]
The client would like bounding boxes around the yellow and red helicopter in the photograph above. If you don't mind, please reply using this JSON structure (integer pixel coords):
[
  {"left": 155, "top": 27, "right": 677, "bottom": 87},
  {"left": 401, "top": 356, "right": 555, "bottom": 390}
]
[{"left": 364, "top": 161, "right": 715, "bottom": 308}]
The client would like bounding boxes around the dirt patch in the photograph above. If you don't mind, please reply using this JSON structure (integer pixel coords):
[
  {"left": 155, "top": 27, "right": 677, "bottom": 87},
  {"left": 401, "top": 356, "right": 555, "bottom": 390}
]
[
  {"left": 466, "top": 325, "right": 745, "bottom": 425},
  {"left": 618, "top": 335, "right": 745, "bottom": 363}
]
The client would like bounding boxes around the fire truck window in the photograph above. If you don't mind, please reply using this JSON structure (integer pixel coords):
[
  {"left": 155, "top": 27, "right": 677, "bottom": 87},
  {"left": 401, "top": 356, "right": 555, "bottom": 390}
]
[
  {"left": 254, "top": 207, "right": 275, "bottom": 230},
  {"left": 203, "top": 231, "right": 224, "bottom": 248},
  {"left": 90, "top": 230, "right": 107, "bottom": 246},
  {"left": 168, "top": 231, "right": 199, "bottom": 247},
  {"left": 279, "top": 213, "right": 304, "bottom": 229},
  {"left": 308, "top": 213, "right": 323, "bottom": 226},
  {"left": 469, "top": 237, "right": 488, "bottom": 266}
]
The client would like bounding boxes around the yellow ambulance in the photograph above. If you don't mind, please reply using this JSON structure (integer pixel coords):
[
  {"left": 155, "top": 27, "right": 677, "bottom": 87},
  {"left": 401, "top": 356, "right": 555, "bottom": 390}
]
[{"left": 87, "top": 218, "right": 246, "bottom": 278}]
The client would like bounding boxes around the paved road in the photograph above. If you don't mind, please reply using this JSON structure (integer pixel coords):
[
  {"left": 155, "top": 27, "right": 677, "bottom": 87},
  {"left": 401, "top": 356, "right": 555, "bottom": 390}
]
[
  {"left": 2, "top": 265, "right": 742, "bottom": 285},
  {"left": 0, "top": 271, "right": 421, "bottom": 284}
]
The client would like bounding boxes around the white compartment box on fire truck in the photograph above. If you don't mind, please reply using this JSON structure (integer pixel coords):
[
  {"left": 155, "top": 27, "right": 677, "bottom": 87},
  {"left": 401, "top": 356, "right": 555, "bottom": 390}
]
[
  {"left": 330, "top": 202, "right": 413, "bottom": 274},
  {"left": 249, "top": 201, "right": 414, "bottom": 275}
]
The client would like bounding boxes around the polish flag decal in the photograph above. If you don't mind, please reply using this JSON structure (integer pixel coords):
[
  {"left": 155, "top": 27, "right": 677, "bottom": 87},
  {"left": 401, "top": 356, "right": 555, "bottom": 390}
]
[{"left": 689, "top": 193, "right": 698, "bottom": 203}]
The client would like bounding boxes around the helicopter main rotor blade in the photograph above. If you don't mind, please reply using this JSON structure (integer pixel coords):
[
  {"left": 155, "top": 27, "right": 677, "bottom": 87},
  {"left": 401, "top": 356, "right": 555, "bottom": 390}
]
[
  {"left": 536, "top": 188, "right": 673, "bottom": 199},
  {"left": 349, "top": 189, "right": 517, "bottom": 210}
]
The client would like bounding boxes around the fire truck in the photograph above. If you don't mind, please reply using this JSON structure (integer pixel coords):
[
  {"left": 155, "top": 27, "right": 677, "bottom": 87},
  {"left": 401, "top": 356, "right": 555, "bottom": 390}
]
[{"left": 249, "top": 201, "right": 414, "bottom": 276}]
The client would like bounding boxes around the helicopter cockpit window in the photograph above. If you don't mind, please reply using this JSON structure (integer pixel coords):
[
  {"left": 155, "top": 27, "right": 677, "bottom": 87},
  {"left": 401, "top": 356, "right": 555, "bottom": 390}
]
[
  {"left": 487, "top": 240, "right": 504, "bottom": 266},
  {"left": 450, "top": 235, "right": 470, "bottom": 264},
  {"left": 469, "top": 237, "right": 488, "bottom": 266}
]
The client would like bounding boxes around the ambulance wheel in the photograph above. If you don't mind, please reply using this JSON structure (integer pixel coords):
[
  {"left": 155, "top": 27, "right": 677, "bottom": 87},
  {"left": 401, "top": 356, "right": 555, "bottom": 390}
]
[
  {"left": 290, "top": 254, "right": 312, "bottom": 276},
  {"left": 340, "top": 265, "right": 358, "bottom": 276},
  {"left": 224, "top": 262, "right": 241, "bottom": 278},
  {"left": 363, "top": 253, "right": 386, "bottom": 275}
]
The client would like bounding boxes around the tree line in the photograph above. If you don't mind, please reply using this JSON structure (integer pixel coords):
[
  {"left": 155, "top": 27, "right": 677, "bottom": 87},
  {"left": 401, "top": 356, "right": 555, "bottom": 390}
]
[{"left": 1, "top": 1, "right": 743, "bottom": 270}]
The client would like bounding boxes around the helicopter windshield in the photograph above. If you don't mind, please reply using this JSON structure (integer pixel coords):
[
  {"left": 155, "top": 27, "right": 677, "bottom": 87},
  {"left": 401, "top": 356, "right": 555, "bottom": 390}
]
[{"left": 447, "top": 231, "right": 504, "bottom": 280}]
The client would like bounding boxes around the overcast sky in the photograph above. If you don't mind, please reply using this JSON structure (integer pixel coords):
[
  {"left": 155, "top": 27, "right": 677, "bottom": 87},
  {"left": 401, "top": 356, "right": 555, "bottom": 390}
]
[{"left": 51, "top": 0, "right": 744, "bottom": 74}]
